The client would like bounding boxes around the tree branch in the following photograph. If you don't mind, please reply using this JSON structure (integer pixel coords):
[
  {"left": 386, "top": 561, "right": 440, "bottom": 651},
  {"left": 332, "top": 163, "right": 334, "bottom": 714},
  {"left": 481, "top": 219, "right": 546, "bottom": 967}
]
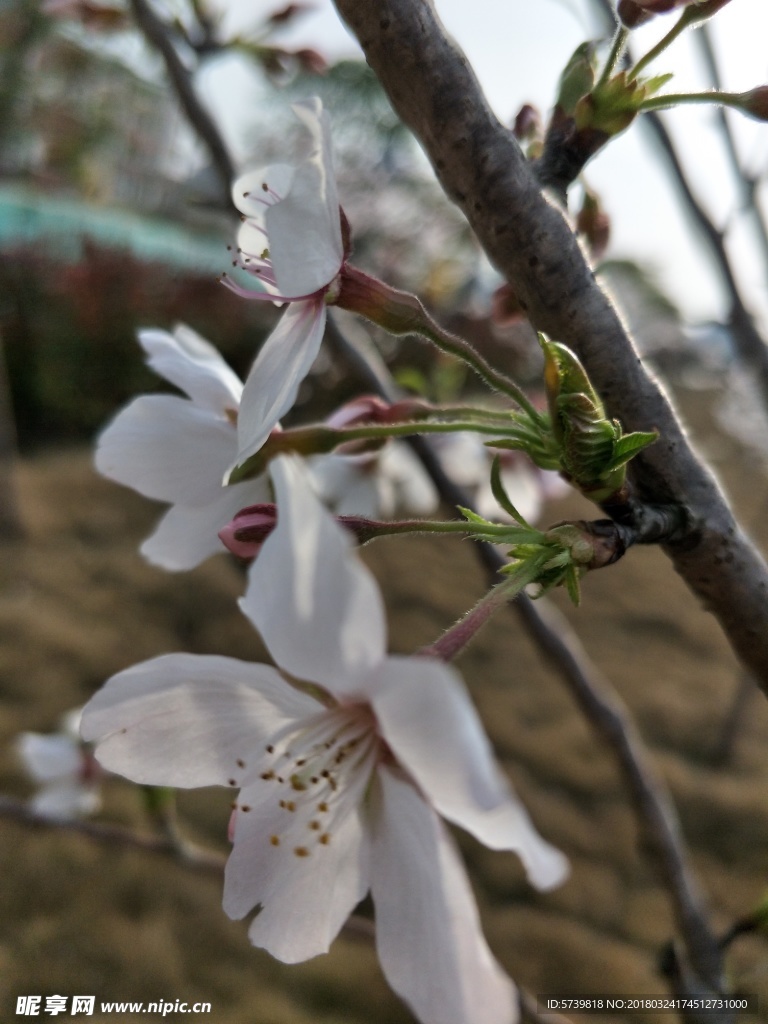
[
  {"left": 330, "top": 0, "right": 768, "bottom": 697},
  {"left": 128, "top": 0, "right": 235, "bottom": 206}
]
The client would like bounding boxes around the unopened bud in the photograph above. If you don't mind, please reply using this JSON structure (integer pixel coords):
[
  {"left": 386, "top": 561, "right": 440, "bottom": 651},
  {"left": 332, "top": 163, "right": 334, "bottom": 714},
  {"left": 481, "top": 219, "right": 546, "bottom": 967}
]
[
  {"left": 576, "top": 189, "right": 611, "bottom": 262},
  {"left": 219, "top": 504, "right": 277, "bottom": 560},
  {"left": 736, "top": 86, "right": 768, "bottom": 122},
  {"left": 491, "top": 283, "right": 527, "bottom": 327},
  {"left": 513, "top": 104, "right": 542, "bottom": 143}
]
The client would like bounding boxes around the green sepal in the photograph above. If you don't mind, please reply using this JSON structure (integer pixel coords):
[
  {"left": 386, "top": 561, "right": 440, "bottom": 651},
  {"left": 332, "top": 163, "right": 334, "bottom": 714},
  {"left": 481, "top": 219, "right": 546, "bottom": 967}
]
[
  {"left": 490, "top": 457, "right": 533, "bottom": 528},
  {"left": 564, "top": 564, "right": 582, "bottom": 607}
]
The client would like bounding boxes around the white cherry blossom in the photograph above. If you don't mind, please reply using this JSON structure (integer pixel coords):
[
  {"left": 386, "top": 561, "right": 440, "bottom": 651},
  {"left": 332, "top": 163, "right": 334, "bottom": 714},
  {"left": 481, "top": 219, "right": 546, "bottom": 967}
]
[
  {"left": 226, "top": 97, "right": 346, "bottom": 470},
  {"left": 94, "top": 324, "right": 270, "bottom": 571},
  {"left": 81, "top": 455, "right": 567, "bottom": 1024}
]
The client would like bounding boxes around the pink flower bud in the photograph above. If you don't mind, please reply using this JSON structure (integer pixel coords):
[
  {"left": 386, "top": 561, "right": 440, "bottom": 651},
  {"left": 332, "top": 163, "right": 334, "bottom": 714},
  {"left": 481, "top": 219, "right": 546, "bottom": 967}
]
[
  {"left": 512, "top": 104, "right": 542, "bottom": 142},
  {"left": 618, "top": 0, "right": 731, "bottom": 26},
  {"left": 738, "top": 86, "right": 768, "bottom": 122},
  {"left": 219, "top": 504, "right": 277, "bottom": 560}
]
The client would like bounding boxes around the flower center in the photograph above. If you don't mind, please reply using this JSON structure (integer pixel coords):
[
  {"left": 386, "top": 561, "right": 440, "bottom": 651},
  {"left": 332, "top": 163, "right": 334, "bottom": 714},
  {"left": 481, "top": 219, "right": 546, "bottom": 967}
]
[{"left": 236, "top": 704, "right": 380, "bottom": 858}]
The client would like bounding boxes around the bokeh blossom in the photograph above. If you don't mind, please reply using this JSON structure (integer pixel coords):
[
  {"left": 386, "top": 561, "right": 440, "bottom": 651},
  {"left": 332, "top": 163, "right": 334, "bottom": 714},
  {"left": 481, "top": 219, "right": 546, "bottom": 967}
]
[
  {"left": 81, "top": 456, "right": 567, "bottom": 1024},
  {"left": 17, "top": 709, "right": 100, "bottom": 820}
]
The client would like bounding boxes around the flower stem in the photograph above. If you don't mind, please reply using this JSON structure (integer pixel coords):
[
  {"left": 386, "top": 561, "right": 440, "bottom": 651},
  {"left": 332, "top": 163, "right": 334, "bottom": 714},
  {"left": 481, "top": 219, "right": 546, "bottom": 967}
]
[
  {"left": 336, "top": 265, "right": 545, "bottom": 424},
  {"left": 630, "top": 12, "right": 691, "bottom": 79},
  {"left": 339, "top": 516, "right": 537, "bottom": 545},
  {"left": 638, "top": 89, "right": 740, "bottom": 114},
  {"left": 596, "top": 26, "right": 629, "bottom": 89},
  {"left": 421, "top": 574, "right": 536, "bottom": 662}
]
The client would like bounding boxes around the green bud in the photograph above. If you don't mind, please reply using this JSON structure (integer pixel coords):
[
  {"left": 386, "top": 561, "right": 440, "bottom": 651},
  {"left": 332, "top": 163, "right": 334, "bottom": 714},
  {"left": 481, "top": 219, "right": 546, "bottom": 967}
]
[
  {"left": 556, "top": 42, "right": 599, "bottom": 116},
  {"left": 540, "top": 334, "right": 657, "bottom": 500}
]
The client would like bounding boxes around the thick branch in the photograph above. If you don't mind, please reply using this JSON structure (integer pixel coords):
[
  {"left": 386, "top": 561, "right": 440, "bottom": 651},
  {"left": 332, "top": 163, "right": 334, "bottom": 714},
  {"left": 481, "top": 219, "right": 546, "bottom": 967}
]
[{"left": 330, "top": 0, "right": 768, "bottom": 695}]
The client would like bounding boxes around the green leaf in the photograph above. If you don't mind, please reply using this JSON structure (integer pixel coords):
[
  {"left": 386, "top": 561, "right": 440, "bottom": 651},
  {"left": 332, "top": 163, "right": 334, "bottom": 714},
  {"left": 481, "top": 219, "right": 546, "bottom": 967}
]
[{"left": 606, "top": 429, "right": 658, "bottom": 472}]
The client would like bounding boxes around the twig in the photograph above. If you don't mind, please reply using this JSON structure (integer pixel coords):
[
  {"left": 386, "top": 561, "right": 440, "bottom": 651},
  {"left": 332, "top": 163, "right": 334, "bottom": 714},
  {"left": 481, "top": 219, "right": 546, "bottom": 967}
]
[
  {"left": 127, "top": 0, "right": 235, "bottom": 206},
  {"left": 0, "top": 794, "right": 377, "bottom": 942},
  {"left": 695, "top": 24, "right": 768, "bottom": 280},
  {"left": 0, "top": 794, "right": 227, "bottom": 873}
]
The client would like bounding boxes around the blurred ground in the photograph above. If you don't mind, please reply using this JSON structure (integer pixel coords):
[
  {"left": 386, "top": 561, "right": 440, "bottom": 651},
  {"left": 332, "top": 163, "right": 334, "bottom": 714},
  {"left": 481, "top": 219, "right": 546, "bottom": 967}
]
[{"left": 0, "top": 383, "right": 767, "bottom": 1024}]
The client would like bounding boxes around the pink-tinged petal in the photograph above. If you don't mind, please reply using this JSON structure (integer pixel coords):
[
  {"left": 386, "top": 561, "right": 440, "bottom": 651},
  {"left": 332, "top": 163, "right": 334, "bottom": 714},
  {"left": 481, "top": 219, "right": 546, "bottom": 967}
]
[
  {"left": 223, "top": 784, "right": 370, "bottom": 963},
  {"left": 266, "top": 100, "right": 344, "bottom": 297},
  {"left": 235, "top": 299, "right": 327, "bottom": 468},
  {"left": 140, "top": 478, "right": 271, "bottom": 572},
  {"left": 372, "top": 657, "right": 568, "bottom": 891},
  {"left": 233, "top": 164, "right": 296, "bottom": 222},
  {"left": 370, "top": 767, "right": 517, "bottom": 1024},
  {"left": 138, "top": 326, "right": 243, "bottom": 414},
  {"left": 96, "top": 395, "right": 236, "bottom": 506},
  {"left": 81, "top": 654, "right": 320, "bottom": 789},
  {"left": 241, "top": 456, "right": 387, "bottom": 698}
]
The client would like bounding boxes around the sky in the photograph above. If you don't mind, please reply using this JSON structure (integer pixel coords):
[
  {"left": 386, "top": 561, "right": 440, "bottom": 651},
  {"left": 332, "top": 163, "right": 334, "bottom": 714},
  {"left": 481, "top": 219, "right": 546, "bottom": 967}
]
[{"left": 211, "top": 0, "right": 768, "bottom": 330}]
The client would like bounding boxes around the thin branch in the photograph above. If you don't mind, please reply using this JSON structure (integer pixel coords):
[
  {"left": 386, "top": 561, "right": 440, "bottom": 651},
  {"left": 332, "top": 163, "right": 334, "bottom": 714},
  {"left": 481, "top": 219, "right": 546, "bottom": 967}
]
[
  {"left": 128, "top": 0, "right": 235, "bottom": 206},
  {"left": 0, "top": 794, "right": 227, "bottom": 872},
  {"left": 330, "top": 0, "right": 768, "bottom": 700},
  {"left": 695, "top": 24, "right": 768, "bottom": 286},
  {"left": 0, "top": 794, "right": 377, "bottom": 942}
]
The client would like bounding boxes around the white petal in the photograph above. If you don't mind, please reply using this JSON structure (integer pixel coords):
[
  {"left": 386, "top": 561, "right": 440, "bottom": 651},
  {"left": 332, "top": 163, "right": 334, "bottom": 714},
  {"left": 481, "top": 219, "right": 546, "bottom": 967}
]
[
  {"left": 371, "top": 767, "right": 517, "bottom": 1024},
  {"left": 140, "top": 477, "right": 270, "bottom": 572},
  {"left": 235, "top": 299, "right": 327, "bottom": 468},
  {"left": 138, "top": 326, "right": 243, "bottom": 414},
  {"left": 233, "top": 164, "right": 296, "bottom": 222},
  {"left": 378, "top": 443, "right": 439, "bottom": 515},
  {"left": 372, "top": 657, "right": 568, "bottom": 890},
  {"left": 30, "top": 781, "right": 100, "bottom": 821},
  {"left": 17, "top": 733, "right": 80, "bottom": 783},
  {"left": 223, "top": 784, "right": 369, "bottom": 963},
  {"left": 96, "top": 395, "right": 235, "bottom": 505},
  {"left": 266, "top": 100, "right": 344, "bottom": 297},
  {"left": 81, "top": 654, "right": 320, "bottom": 789},
  {"left": 308, "top": 454, "right": 380, "bottom": 517},
  {"left": 241, "top": 456, "right": 387, "bottom": 697}
]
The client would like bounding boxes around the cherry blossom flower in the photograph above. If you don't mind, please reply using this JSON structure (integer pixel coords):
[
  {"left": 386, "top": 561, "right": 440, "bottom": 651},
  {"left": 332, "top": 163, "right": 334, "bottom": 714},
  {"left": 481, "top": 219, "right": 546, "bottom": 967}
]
[
  {"left": 226, "top": 97, "right": 346, "bottom": 469},
  {"left": 81, "top": 456, "right": 567, "bottom": 1024},
  {"left": 17, "top": 709, "right": 100, "bottom": 820},
  {"left": 94, "top": 324, "right": 271, "bottom": 571}
]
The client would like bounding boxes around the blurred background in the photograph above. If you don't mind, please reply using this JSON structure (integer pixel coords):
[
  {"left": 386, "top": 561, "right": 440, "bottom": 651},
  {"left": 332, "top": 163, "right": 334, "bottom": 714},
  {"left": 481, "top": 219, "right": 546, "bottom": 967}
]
[{"left": 1, "top": 1, "right": 768, "bottom": 1022}]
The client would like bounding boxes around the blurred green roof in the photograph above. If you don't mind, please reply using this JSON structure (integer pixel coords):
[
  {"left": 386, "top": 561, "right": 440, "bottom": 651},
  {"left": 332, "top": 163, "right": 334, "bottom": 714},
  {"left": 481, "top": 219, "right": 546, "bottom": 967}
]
[{"left": 0, "top": 184, "right": 229, "bottom": 272}]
